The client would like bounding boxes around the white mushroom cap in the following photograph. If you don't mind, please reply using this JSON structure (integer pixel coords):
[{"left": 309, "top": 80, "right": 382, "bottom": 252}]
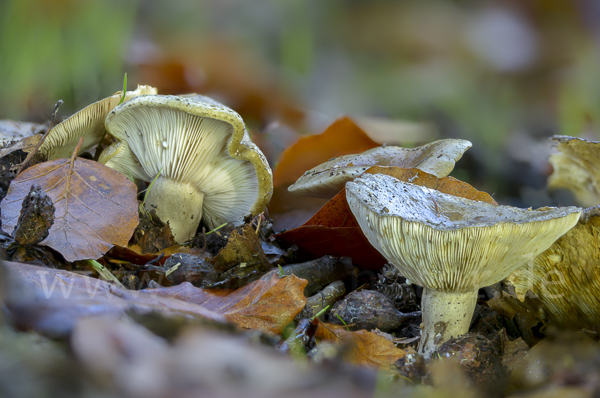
[
  {"left": 548, "top": 135, "right": 600, "bottom": 207},
  {"left": 39, "top": 85, "right": 157, "bottom": 160},
  {"left": 288, "top": 139, "right": 472, "bottom": 198},
  {"left": 104, "top": 94, "right": 273, "bottom": 242},
  {"left": 346, "top": 173, "right": 581, "bottom": 292}
]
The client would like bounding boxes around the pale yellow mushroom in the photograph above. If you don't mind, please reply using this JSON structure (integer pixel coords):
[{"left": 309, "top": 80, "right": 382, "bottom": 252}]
[
  {"left": 346, "top": 173, "right": 581, "bottom": 358},
  {"left": 102, "top": 94, "right": 273, "bottom": 243},
  {"left": 507, "top": 213, "right": 600, "bottom": 330},
  {"left": 39, "top": 85, "right": 157, "bottom": 160}
]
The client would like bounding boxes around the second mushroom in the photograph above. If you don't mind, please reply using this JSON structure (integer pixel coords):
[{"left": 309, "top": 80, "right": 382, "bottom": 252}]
[
  {"left": 345, "top": 173, "right": 581, "bottom": 358},
  {"left": 100, "top": 94, "right": 273, "bottom": 243}
]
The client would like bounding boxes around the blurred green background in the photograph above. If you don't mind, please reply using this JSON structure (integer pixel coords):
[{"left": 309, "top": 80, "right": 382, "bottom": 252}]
[{"left": 1, "top": 0, "right": 600, "bottom": 205}]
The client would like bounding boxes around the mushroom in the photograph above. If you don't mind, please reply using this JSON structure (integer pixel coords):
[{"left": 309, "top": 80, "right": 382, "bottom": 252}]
[
  {"left": 345, "top": 173, "right": 581, "bottom": 358},
  {"left": 98, "top": 140, "right": 149, "bottom": 184},
  {"left": 507, "top": 210, "right": 600, "bottom": 330},
  {"left": 39, "top": 85, "right": 158, "bottom": 160},
  {"left": 102, "top": 94, "right": 273, "bottom": 243},
  {"left": 548, "top": 135, "right": 600, "bottom": 207},
  {"left": 288, "top": 139, "right": 472, "bottom": 198}
]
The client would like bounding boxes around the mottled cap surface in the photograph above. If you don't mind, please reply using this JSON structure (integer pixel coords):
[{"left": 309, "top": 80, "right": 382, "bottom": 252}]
[{"left": 346, "top": 173, "right": 581, "bottom": 291}]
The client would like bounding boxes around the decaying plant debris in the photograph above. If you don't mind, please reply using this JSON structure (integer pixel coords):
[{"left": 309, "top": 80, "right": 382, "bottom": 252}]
[{"left": 1, "top": 95, "right": 600, "bottom": 398}]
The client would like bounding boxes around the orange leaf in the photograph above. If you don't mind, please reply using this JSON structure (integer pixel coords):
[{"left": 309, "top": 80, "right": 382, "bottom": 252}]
[
  {"left": 315, "top": 321, "right": 406, "bottom": 368},
  {"left": 148, "top": 271, "right": 308, "bottom": 335},
  {"left": 304, "top": 189, "right": 358, "bottom": 228},
  {"left": 1, "top": 158, "right": 139, "bottom": 261},
  {"left": 364, "top": 166, "right": 497, "bottom": 205},
  {"left": 272, "top": 117, "right": 379, "bottom": 188}
]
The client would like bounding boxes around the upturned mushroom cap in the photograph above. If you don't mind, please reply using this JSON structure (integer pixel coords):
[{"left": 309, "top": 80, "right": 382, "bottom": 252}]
[
  {"left": 346, "top": 173, "right": 581, "bottom": 292},
  {"left": 507, "top": 213, "right": 600, "bottom": 330},
  {"left": 548, "top": 135, "right": 600, "bottom": 207},
  {"left": 39, "top": 85, "right": 158, "bottom": 160},
  {"left": 104, "top": 94, "right": 273, "bottom": 241},
  {"left": 288, "top": 139, "right": 472, "bottom": 198}
]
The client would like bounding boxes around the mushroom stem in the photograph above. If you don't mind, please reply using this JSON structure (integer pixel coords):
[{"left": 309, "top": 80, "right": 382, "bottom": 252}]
[
  {"left": 144, "top": 177, "right": 204, "bottom": 243},
  {"left": 418, "top": 288, "right": 477, "bottom": 359}
]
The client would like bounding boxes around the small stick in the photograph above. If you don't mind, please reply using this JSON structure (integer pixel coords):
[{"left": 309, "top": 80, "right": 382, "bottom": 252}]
[
  {"left": 70, "top": 137, "right": 85, "bottom": 165},
  {"left": 17, "top": 100, "right": 63, "bottom": 175},
  {"left": 255, "top": 213, "right": 263, "bottom": 235}
]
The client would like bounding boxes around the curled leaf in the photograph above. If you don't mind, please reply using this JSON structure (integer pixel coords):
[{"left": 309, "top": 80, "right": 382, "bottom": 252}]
[{"left": 2, "top": 158, "right": 139, "bottom": 261}]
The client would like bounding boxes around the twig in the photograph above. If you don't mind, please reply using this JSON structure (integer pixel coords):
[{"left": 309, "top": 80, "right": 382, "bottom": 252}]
[
  {"left": 70, "top": 137, "right": 85, "bottom": 165},
  {"left": 16, "top": 100, "right": 63, "bottom": 175}
]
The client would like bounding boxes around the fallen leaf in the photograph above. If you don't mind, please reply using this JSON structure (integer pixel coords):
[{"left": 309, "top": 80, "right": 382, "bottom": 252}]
[
  {"left": 276, "top": 225, "right": 386, "bottom": 270},
  {"left": 3, "top": 261, "right": 225, "bottom": 338},
  {"left": 0, "top": 134, "right": 43, "bottom": 158},
  {"left": 365, "top": 166, "right": 497, "bottom": 205},
  {"left": 269, "top": 117, "right": 379, "bottom": 229},
  {"left": 146, "top": 270, "right": 307, "bottom": 335},
  {"left": 277, "top": 167, "right": 495, "bottom": 270},
  {"left": 273, "top": 116, "right": 379, "bottom": 188},
  {"left": 315, "top": 321, "right": 406, "bottom": 368},
  {"left": 203, "top": 225, "right": 273, "bottom": 289},
  {"left": 1, "top": 158, "right": 139, "bottom": 261}
]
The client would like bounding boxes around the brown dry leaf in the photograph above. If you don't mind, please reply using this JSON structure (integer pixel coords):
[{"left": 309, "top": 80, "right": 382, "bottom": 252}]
[
  {"left": 276, "top": 167, "right": 495, "bottom": 270},
  {"left": 1, "top": 158, "right": 139, "bottom": 261},
  {"left": 272, "top": 116, "right": 379, "bottom": 188},
  {"left": 315, "top": 321, "right": 406, "bottom": 368},
  {"left": 303, "top": 189, "right": 358, "bottom": 228},
  {"left": 3, "top": 261, "right": 225, "bottom": 338},
  {"left": 0, "top": 134, "right": 43, "bottom": 158},
  {"left": 147, "top": 270, "right": 307, "bottom": 335},
  {"left": 269, "top": 117, "right": 379, "bottom": 229}
]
